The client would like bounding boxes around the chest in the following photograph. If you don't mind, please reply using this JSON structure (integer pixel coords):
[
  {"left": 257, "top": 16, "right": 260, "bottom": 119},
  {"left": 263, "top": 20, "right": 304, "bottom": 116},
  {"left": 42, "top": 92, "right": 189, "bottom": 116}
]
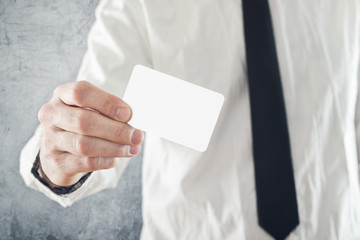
[{"left": 141, "top": 0, "right": 360, "bottom": 112}]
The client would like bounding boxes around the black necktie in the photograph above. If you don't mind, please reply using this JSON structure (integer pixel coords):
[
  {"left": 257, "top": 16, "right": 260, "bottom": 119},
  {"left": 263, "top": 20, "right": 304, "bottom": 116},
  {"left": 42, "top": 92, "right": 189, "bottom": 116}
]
[{"left": 242, "top": 0, "right": 299, "bottom": 239}]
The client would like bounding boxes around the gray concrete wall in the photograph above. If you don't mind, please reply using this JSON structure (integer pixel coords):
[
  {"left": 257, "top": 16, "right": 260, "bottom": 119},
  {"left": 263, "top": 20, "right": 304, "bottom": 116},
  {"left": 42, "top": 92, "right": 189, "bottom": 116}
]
[{"left": 0, "top": 1, "right": 142, "bottom": 239}]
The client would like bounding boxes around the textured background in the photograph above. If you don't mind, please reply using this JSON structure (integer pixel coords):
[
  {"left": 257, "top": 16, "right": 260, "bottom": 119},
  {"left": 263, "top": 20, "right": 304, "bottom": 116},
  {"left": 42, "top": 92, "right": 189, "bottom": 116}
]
[{"left": 0, "top": 0, "right": 143, "bottom": 239}]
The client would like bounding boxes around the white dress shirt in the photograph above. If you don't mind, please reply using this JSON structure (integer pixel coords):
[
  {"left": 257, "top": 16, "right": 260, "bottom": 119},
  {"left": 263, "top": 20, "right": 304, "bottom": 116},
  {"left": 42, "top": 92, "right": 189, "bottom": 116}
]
[{"left": 20, "top": 0, "right": 360, "bottom": 239}]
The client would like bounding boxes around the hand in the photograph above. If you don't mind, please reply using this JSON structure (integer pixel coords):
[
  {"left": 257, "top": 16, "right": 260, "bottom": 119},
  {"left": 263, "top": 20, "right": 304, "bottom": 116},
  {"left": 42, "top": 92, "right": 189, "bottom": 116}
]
[{"left": 37, "top": 81, "right": 143, "bottom": 187}]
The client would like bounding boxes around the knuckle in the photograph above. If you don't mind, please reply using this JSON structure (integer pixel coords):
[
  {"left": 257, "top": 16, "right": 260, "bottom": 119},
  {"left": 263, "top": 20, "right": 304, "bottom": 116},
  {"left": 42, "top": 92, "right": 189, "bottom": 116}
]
[
  {"left": 70, "top": 81, "right": 89, "bottom": 106},
  {"left": 118, "top": 145, "right": 129, "bottom": 156},
  {"left": 114, "top": 125, "right": 128, "bottom": 141},
  {"left": 82, "top": 156, "right": 97, "bottom": 171},
  {"left": 81, "top": 157, "right": 91, "bottom": 169},
  {"left": 41, "top": 129, "right": 59, "bottom": 152},
  {"left": 103, "top": 158, "right": 116, "bottom": 169},
  {"left": 74, "top": 135, "right": 92, "bottom": 155},
  {"left": 53, "top": 83, "right": 66, "bottom": 97},
  {"left": 38, "top": 103, "right": 53, "bottom": 124},
  {"left": 102, "top": 95, "right": 114, "bottom": 112},
  {"left": 82, "top": 157, "right": 115, "bottom": 171},
  {"left": 73, "top": 110, "right": 93, "bottom": 133}
]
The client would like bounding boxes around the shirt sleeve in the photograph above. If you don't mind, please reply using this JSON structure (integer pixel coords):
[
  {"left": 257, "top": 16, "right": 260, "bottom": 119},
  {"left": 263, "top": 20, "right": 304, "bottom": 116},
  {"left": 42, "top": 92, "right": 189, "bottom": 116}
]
[{"left": 19, "top": 0, "right": 152, "bottom": 207}]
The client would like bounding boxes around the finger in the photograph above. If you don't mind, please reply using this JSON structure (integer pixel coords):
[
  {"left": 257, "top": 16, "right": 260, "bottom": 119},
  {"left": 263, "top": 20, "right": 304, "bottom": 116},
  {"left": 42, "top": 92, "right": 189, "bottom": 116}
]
[
  {"left": 54, "top": 81, "right": 132, "bottom": 122},
  {"left": 56, "top": 153, "right": 118, "bottom": 175},
  {"left": 52, "top": 103, "right": 143, "bottom": 146},
  {"left": 54, "top": 130, "right": 141, "bottom": 157}
]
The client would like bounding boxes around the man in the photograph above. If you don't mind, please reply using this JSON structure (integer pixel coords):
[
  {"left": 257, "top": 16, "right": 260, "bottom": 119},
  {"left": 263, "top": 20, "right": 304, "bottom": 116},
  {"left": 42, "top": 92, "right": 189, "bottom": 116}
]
[{"left": 20, "top": 0, "right": 360, "bottom": 239}]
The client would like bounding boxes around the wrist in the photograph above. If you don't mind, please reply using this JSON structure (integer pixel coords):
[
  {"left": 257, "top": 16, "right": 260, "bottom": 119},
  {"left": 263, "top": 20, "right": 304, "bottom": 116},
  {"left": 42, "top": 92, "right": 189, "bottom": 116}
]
[
  {"left": 37, "top": 161, "right": 75, "bottom": 188},
  {"left": 31, "top": 151, "right": 92, "bottom": 195},
  {"left": 39, "top": 150, "right": 87, "bottom": 187}
]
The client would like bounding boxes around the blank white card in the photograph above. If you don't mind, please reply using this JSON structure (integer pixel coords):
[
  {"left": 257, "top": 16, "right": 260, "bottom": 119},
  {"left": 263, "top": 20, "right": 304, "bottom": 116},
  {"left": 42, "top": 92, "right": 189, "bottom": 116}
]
[{"left": 123, "top": 65, "right": 224, "bottom": 152}]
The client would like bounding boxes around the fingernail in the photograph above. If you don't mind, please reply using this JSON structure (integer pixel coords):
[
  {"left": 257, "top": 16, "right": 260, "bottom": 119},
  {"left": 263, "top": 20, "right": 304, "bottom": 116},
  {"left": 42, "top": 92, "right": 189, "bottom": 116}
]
[
  {"left": 116, "top": 107, "right": 130, "bottom": 121},
  {"left": 131, "top": 129, "right": 143, "bottom": 145},
  {"left": 129, "top": 145, "right": 140, "bottom": 155}
]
